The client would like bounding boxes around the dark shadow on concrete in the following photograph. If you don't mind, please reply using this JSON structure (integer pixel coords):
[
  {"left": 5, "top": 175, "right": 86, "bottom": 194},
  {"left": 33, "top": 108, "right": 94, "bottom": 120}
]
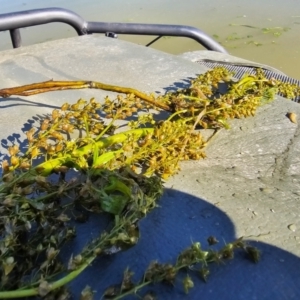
[
  {"left": 63, "top": 188, "right": 300, "bottom": 300},
  {"left": 0, "top": 114, "right": 48, "bottom": 162},
  {"left": 157, "top": 76, "right": 196, "bottom": 94}
]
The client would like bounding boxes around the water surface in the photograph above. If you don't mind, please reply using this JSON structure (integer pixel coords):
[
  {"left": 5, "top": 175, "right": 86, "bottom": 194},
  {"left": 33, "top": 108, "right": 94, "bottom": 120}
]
[{"left": 1, "top": 0, "right": 300, "bottom": 78}]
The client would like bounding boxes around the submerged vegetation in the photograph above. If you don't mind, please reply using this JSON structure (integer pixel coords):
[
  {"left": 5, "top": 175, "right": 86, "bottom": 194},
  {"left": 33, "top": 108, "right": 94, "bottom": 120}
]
[
  {"left": 213, "top": 24, "right": 291, "bottom": 49},
  {"left": 0, "top": 67, "right": 298, "bottom": 298}
]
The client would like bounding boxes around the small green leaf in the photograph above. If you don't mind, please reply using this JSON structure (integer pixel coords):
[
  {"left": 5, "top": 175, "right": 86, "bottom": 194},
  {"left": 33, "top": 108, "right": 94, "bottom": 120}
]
[
  {"left": 101, "top": 194, "right": 128, "bottom": 215},
  {"left": 183, "top": 275, "right": 194, "bottom": 294},
  {"left": 104, "top": 176, "right": 131, "bottom": 197}
]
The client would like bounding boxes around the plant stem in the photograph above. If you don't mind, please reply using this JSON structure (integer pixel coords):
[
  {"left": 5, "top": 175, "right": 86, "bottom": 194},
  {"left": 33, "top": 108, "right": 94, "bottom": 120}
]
[
  {"left": 166, "top": 110, "right": 187, "bottom": 121},
  {"left": 0, "top": 256, "right": 94, "bottom": 299},
  {"left": 0, "top": 213, "right": 137, "bottom": 299},
  {"left": 0, "top": 80, "right": 171, "bottom": 111},
  {"left": 95, "top": 116, "right": 117, "bottom": 141},
  {"left": 109, "top": 261, "right": 193, "bottom": 300}
]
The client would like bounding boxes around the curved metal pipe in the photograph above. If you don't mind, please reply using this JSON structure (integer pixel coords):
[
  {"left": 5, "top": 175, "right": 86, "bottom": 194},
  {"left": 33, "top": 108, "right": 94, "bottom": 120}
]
[
  {"left": 0, "top": 7, "right": 227, "bottom": 53},
  {"left": 0, "top": 7, "right": 88, "bottom": 35},
  {"left": 87, "top": 22, "right": 228, "bottom": 53}
]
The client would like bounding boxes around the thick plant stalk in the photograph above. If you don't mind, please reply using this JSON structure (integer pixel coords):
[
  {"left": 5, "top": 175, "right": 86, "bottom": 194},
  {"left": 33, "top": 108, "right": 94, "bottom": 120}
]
[
  {"left": 34, "top": 128, "right": 154, "bottom": 176},
  {"left": 0, "top": 80, "right": 171, "bottom": 111},
  {"left": 0, "top": 257, "right": 93, "bottom": 299}
]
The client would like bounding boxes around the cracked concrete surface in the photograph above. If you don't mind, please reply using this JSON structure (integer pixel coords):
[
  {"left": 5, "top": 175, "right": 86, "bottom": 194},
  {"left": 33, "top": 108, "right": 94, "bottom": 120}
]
[{"left": 0, "top": 35, "right": 300, "bottom": 298}]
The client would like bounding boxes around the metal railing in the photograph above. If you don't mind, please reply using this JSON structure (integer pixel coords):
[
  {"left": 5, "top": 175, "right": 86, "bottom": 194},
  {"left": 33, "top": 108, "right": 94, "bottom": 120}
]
[{"left": 0, "top": 7, "right": 227, "bottom": 53}]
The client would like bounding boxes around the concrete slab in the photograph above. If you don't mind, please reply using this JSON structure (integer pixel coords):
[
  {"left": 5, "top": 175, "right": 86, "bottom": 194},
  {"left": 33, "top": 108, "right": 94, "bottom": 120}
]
[
  {"left": 166, "top": 97, "right": 300, "bottom": 255},
  {"left": 0, "top": 35, "right": 300, "bottom": 299}
]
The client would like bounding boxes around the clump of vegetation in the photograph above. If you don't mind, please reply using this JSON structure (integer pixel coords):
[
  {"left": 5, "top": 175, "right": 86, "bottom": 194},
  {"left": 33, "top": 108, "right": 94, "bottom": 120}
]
[
  {"left": 103, "top": 237, "right": 260, "bottom": 299},
  {"left": 0, "top": 67, "right": 297, "bottom": 298},
  {"left": 215, "top": 24, "right": 291, "bottom": 48}
]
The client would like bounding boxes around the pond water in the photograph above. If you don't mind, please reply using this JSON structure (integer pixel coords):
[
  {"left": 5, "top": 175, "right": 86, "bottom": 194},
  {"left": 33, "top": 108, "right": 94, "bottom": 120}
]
[{"left": 1, "top": 0, "right": 300, "bottom": 79}]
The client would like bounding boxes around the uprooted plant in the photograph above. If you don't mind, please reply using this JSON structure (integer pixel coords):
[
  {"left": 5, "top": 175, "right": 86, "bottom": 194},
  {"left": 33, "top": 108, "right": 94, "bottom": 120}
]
[{"left": 0, "top": 67, "right": 296, "bottom": 299}]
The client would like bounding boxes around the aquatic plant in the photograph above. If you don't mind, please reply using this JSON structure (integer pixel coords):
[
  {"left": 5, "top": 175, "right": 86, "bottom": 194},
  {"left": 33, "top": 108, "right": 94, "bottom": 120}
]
[{"left": 0, "top": 67, "right": 295, "bottom": 298}]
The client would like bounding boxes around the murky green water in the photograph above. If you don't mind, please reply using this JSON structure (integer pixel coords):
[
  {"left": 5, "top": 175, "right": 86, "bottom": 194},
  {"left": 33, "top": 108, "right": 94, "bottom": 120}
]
[{"left": 1, "top": 0, "right": 300, "bottom": 79}]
